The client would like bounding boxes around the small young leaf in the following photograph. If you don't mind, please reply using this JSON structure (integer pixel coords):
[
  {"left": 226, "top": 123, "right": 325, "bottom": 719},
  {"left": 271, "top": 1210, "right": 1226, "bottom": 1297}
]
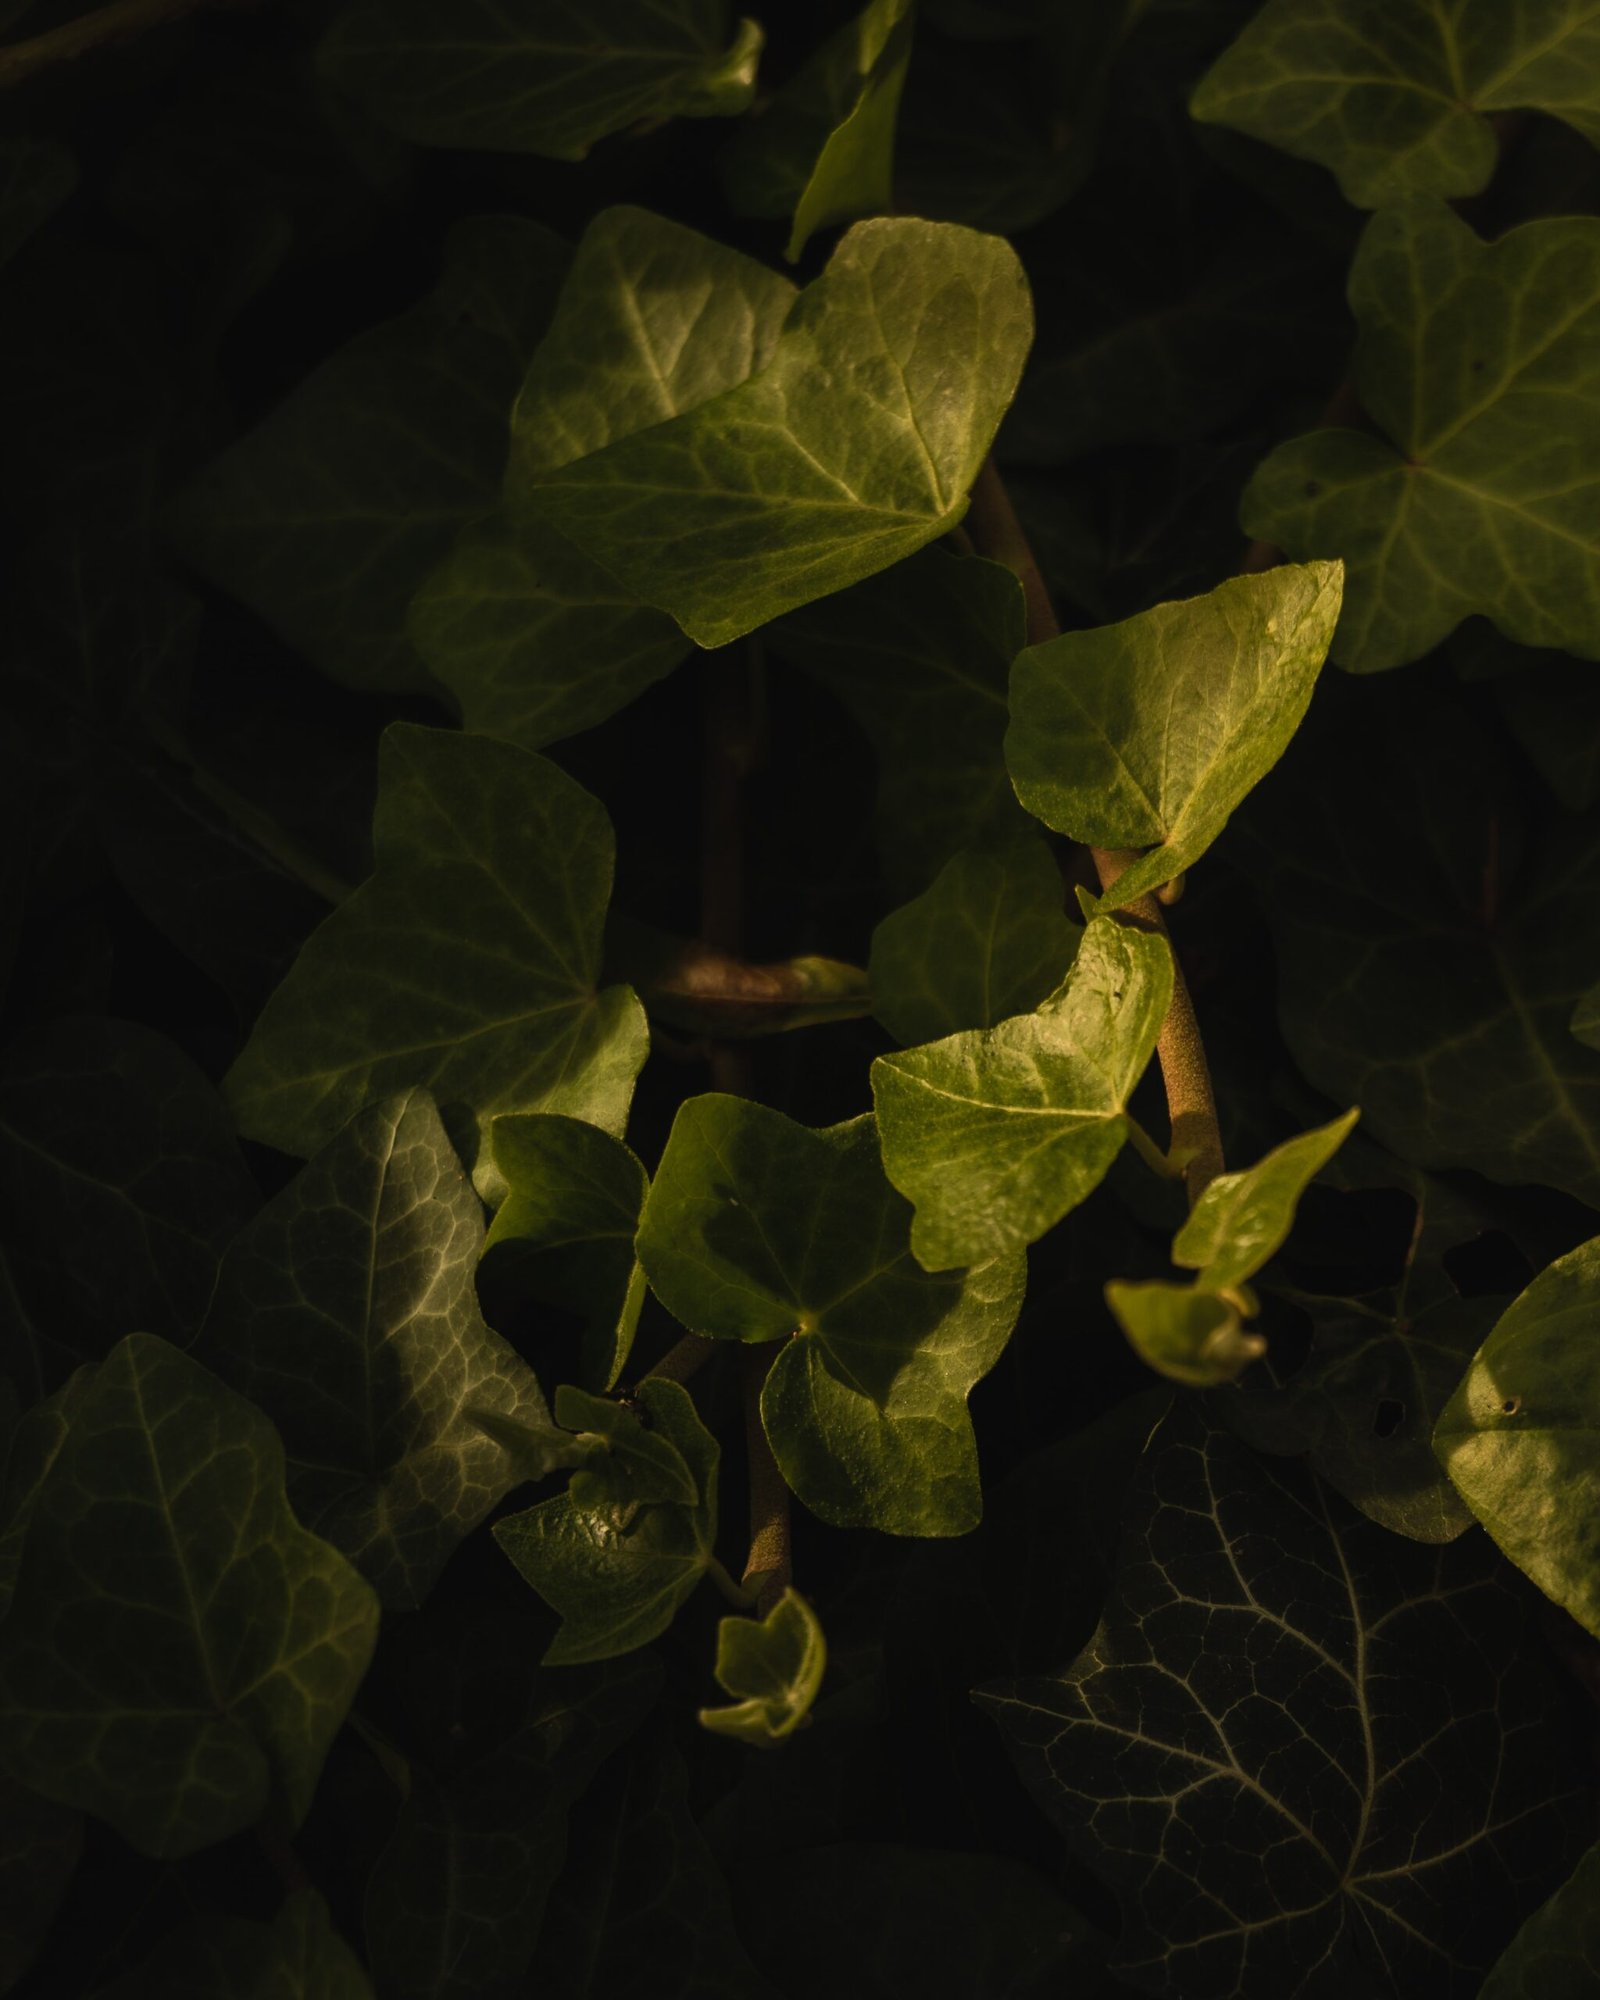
[
  {"left": 197, "top": 1089, "right": 563, "bottom": 1608},
  {"left": 1243, "top": 203, "right": 1600, "bottom": 672},
  {"left": 1435, "top": 1236, "right": 1600, "bottom": 1640},
  {"left": 493, "top": 1379, "right": 719, "bottom": 1664},
  {"left": 521, "top": 218, "right": 1033, "bottom": 646},
  {"left": 1174, "top": 1108, "right": 1359, "bottom": 1291},
  {"left": 555, "top": 1383, "right": 700, "bottom": 1509},
  {"left": 872, "top": 915, "right": 1173, "bottom": 1270},
  {"left": 868, "top": 832, "right": 1079, "bottom": 1046},
  {"left": 482, "top": 1114, "right": 649, "bottom": 1392},
  {"left": 1105, "top": 1281, "right": 1266, "bottom": 1389},
  {"left": 0, "top": 1336, "right": 379, "bottom": 1858},
  {"left": 1006, "top": 563, "right": 1343, "bottom": 909},
  {"left": 698, "top": 1588, "right": 827, "bottom": 1746},
  {"left": 637, "top": 1099, "right": 1024, "bottom": 1534},
  {"left": 721, "top": 0, "right": 914, "bottom": 260},
  {"left": 319, "top": 0, "right": 762, "bottom": 159},
  {"left": 1193, "top": 0, "right": 1600, "bottom": 208},
  {"left": 225, "top": 725, "right": 647, "bottom": 1182},
  {"left": 1481, "top": 1839, "right": 1600, "bottom": 2000}
]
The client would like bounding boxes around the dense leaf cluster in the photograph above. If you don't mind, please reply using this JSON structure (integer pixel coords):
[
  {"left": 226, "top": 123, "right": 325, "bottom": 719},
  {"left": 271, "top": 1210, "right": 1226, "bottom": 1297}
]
[{"left": 2, "top": 1, "right": 1600, "bottom": 1995}]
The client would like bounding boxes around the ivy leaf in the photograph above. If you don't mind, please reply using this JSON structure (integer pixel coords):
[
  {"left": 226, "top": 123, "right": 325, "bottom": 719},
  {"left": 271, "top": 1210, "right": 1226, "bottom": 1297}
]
[
  {"left": 637, "top": 1098, "right": 1025, "bottom": 1535},
  {"left": 171, "top": 218, "right": 568, "bottom": 695},
  {"left": 1242, "top": 203, "right": 1600, "bottom": 673},
  {"left": 521, "top": 218, "right": 1033, "bottom": 647},
  {"left": 480, "top": 1114, "right": 648, "bottom": 1393},
  {"left": 1193, "top": 1, "right": 1600, "bottom": 208},
  {"left": 0, "top": 1017, "right": 258, "bottom": 1365},
  {"left": 1481, "top": 1840, "right": 1600, "bottom": 2000},
  {"left": 0, "top": 1335, "right": 379, "bottom": 1857},
  {"left": 1489, "top": 651, "right": 1600, "bottom": 814},
  {"left": 493, "top": 1379, "right": 719, "bottom": 1663},
  {"left": 982, "top": 1401, "right": 1590, "bottom": 1999},
  {"left": 197, "top": 1089, "right": 565, "bottom": 1608},
  {"left": 1435, "top": 1236, "right": 1600, "bottom": 1640},
  {"left": 95, "top": 1890, "right": 372, "bottom": 1999},
  {"left": 872, "top": 915, "right": 1173, "bottom": 1271},
  {"left": 720, "top": 0, "right": 915, "bottom": 260},
  {"left": 699, "top": 1588, "right": 827, "bottom": 1746},
  {"left": 1104, "top": 1284, "right": 1268, "bottom": 1390},
  {"left": 319, "top": 1, "right": 763, "bottom": 159},
  {"left": 0, "top": 1370, "right": 93, "bottom": 1618},
  {"left": 1175, "top": 1108, "right": 1360, "bottom": 1291},
  {"left": 769, "top": 547, "right": 1028, "bottom": 892},
  {"left": 225, "top": 725, "right": 647, "bottom": 1185},
  {"left": 1006, "top": 562, "right": 1343, "bottom": 909},
  {"left": 868, "top": 833, "right": 1080, "bottom": 1046},
  {"left": 0, "top": 137, "right": 74, "bottom": 272}
]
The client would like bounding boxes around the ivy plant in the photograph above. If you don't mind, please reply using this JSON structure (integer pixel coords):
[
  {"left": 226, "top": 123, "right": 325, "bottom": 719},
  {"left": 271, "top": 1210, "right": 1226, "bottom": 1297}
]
[{"left": 1, "top": 1, "right": 1599, "bottom": 1995}]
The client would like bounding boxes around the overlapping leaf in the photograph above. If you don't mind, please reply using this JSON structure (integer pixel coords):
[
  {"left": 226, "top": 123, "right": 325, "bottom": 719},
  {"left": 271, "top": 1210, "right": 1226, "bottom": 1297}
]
[
  {"left": 96, "top": 1891, "right": 372, "bottom": 1999},
  {"left": 873, "top": 916, "right": 1172, "bottom": 1270},
  {"left": 519, "top": 218, "right": 1033, "bottom": 646},
  {"left": 1243, "top": 203, "right": 1600, "bottom": 672},
  {"left": 171, "top": 218, "right": 568, "bottom": 694},
  {"left": 225, "top": 725, "right": 647, "bottom": 1181},
  {"left": 1007, "top": 562, "right": 1343, "bottom": 908},
  {"left": 1481, "top": 1840, "right": 1600, "bottom": 1999},
  {"left": 983, "top": 1401, "right": 1590, "bottom": 1998},
  {"left": 1194, "top": 0, "right": 1600, "bottom": 207},
  {"left": 868, "top": 833, "right": 1079, "bottom": 1046},
  {"left": 637, "top": 1099, "right": 1025, "bottom": 1534},
  {"left": 720, "top": 0, "right": 914, "bottom": 260},
  {"left": 198, "top": 1089, "right": 567, "bottom": 1608},
  {"left": 699, "top": 1589, "right": 827, "bottom": 1746},
  {"left": 319, "top": 0, "right": 762, "bottom": 158},
  {"left": 1435, "top": 1236, "right": 1600, "bottom": 1638},
  {"left": 0, "top": 1336, "right": 379, "bottom": 1857}
]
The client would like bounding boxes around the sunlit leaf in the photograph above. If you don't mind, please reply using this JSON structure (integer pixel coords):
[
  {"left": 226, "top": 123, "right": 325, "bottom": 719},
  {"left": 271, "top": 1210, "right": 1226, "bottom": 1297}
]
[
  {"left": 699, "top": 1588, "right": 827, "bottom": 1746},
  {"left": 1105, "top": 1281, "right": 1265, "bottom": 1388},
  {"left": 1176, "top": 1108, "right": 1359, "bottom": 1290}
]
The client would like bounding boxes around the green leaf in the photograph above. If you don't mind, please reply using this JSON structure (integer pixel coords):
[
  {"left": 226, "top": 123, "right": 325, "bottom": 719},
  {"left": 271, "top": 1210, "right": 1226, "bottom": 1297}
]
[
  {"left": 481, "top": 1114, "right": 648, "bottom": 1392},
  {"left": 1175, "top": 1108, "right": 1360, "bottom": 1291},
  {"left": 868, "top": 833, "right": 1079, "bottom": 1046},
  {"left": 0, "top": 1018, "right": 259, "bottom": 1364},
  {"left": 1193, "top": 0, "right": 1600, "bottom": 208},
  {"left": 1104, "top": 1282, "right": 1267, "bottom": 1389},
  {"left": 520, "top": 218, "right": 1033, "bottom": 647},
  {"left": 170, "top": 217, "right": 569, "bottom": 695},
  {"left": 1242, "top": 203, "right": 1600, "bottom": 672},
  {"left": 363, "top": 1648, "right": 659, "bottom": 2000},
  {"left": 699, "top": 1588, "right": 827, "bottom": 1745},
  {"left": 637, "top": 1099, "right": 1025, "bottom": 1534},
  {"left": 1435, "top": 1236, "right": 1600, "bottom": 1640},
  {"left": 0, "top": 1370, "right": 92, "bottom": 1618},
  {"left": 1489, "top": 650, "right": 1600, "bottom": 814},
  {"left": 556, "top": 1382, "right": 700, "bottom": 1508},
  {"left": 983, "top": 1401, "right": 1591, "bottom": 1999},
  {"left": 872, "top": 915, "right": 1173, "bottom": 1270},
  {"left": 197, "top": 1089, "right": 563, "bottom": 1608},
  {"left": 225, "top": 725, "right": 647, "bottom": 1185},
  {"left": 493, "top": 1379, "right": 719, "bottom": 1663},
  {"left": 1005, "top": 562, "right": 1343, "bottom": 909},
  {"left": 720, "top": 0, "right": 915, "bottom": 260},
  {"left": 95, "top": 1891, "right": 371, "bottom": 1999},
  {"left": 0, "top": 1335, "right": 379, "bottom": 1857},
  {"left": 769, "top": 547, "right": 1029, "bottom": 892},
  {"left": 1481, "top": 1840, "right": 1600, "bottom": 2000},
  {"left": 319, "top": 1, "right": 762, "bottom": 159},
  {"left": 0, "top": 138, "right": 74, "bottom": 272},
  {"left": 0, "top": 1775, "right": 82, "bottom": 1995}
]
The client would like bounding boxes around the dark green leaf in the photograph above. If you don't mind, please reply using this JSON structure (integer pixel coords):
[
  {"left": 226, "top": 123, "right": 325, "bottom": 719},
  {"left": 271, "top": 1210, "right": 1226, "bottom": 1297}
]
[
  {"left": 1481, "top": 1840, "right": 1600, "bottom": 2000},
  {"left": 1489, "top": 650, "right": 1600, "bottom": 813},
  {"left": 1243, "top": 203, "right": 1600, "bottom": 672},
  {"left": 493, "top": 1379, "right": 719, "bottom": 1663},
  {"left": 0, "top": 1017, "right": 258, "bottom": 1363},
  {"left": 0, "top": 1336, "right": 379, "bottom": 1857},
  {"left": 171, "top": 217, "right": 569, "bottom": 694},
  {"left": 225, "top": 725, "right": 647, "bottom": 1186},
  {"left": 94, "top": 1890, "right": 372, "bottom": 1999},
  {"left": 198, "top": 1089, "right": 563, "bottom": 1607},
  {"left": 1006, "top": 563, "right": 1343, "bottom": 908},
  {"left": 868, "top": 833, "right": 1079, "bottom": 1045},
  {"left": 1435, "top": 1236, "right": 1600, "bottom": 1638},
  {"left": 637, "top": 1099, "right": 1025, "bottom": 1534},
  {"left": 1193, "top": 1, "right": 1600, "bottom": 207},
  {"left": 319, "top": 1, "right": 763, "bottom": 159},
  {"left": 873, "top": 915, "right": 1172, "bottom": 1269},
  {"left": 699, "top": 1588, "right": 826, "bottom": 1745},
  {"left": 521, "top": 219, "right": 1033, "bottom": 646},
  {"left": 481, "top": 1114, "right": 648, "bottom": 1393},
  {"left": 983, "top": 1401, "right": 1590, "bottom": 1999}
]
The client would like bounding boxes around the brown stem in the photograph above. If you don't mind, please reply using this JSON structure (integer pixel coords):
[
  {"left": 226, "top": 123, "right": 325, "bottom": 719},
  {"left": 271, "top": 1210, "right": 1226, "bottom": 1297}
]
[
  {"left": 0, "top": 0, "right": 255, "bottom": 87},
  {"left": 740, "top": 1345, "right": 792, "bottom": 1612},
  {"left": 965, "top": 455, "right": 1225, "bottom": 1204}
]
